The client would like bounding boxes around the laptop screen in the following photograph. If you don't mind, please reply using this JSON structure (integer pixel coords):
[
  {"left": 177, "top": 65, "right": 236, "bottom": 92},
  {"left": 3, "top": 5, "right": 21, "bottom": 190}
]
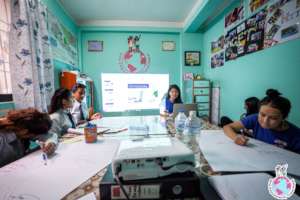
[{"left": 172, "top": 103, "right": 197, "bottom": 118}]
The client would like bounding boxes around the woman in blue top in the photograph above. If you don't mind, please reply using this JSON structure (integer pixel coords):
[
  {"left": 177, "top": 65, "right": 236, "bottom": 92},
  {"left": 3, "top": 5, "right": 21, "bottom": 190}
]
[
  {"left": 160, "top": 84, "right": 183, "bottom": 116},
  {"left": 224, "top": 89, "right": 300, "bottom": 154}
]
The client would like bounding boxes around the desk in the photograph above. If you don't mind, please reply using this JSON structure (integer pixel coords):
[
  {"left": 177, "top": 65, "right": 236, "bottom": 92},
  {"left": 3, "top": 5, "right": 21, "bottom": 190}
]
[
  {"left": 0, "top": 115, "right": 219, "bottom": 200},
  {"left": 62, "top": 116, "right": 220, "bottom": 200}
]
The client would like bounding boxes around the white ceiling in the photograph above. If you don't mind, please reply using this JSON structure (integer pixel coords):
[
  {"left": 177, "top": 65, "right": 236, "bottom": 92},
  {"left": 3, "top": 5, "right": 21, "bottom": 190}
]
[{"left": 58, "top": 0, "right": 203, "bottom": 28}]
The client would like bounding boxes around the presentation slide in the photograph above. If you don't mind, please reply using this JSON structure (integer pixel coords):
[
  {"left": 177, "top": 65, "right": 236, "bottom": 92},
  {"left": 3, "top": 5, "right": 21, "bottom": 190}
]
[{"left": 101, "top": 73, "right": 169, "bottom": 112}]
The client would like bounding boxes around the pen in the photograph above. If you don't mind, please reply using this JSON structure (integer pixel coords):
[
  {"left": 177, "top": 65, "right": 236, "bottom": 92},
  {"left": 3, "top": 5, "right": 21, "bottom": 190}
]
[
  {"left": 240, "top": 129, "right": 249, "bottom": 144},
  {"left": 42, "top": 152, "right": 48, "bottom": 165},
  {"left": 36, "top": 140, "right": 48, "bottom": 165}
]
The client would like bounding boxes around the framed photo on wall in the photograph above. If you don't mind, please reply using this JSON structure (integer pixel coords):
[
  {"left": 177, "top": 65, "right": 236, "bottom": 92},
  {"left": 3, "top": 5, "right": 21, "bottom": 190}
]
[
  {"left": 185, "top": 51, "right": 200, "bottom": 66},
  {"left": 88, "top": 40, "right": 103, "bottom": 52},
  {"left": 162, "top": 41, "right": 176, "bottom": 51}
]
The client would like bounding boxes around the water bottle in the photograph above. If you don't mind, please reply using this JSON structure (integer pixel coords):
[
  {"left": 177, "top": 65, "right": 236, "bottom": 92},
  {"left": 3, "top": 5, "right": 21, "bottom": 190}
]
[
  {"left": 183, "top": 111, "right": 201, "bottom": 168},
  {"left": 175, "top": 111, "right": 187, "bottom": 133},
  {"left": 183, "top": 111, "right": 201, "bottom": 135}
]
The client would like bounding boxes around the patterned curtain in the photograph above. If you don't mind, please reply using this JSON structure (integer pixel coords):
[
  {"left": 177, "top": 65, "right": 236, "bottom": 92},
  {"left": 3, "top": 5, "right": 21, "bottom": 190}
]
[{"left": 9, "top": 0, "right": 54, "bottom": 112}]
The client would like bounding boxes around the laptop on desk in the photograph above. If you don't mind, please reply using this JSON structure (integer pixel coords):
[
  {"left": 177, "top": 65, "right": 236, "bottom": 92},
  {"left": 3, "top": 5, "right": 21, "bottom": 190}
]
[{"left": 172, "top": 103, "right": 197, "bottom": 118}]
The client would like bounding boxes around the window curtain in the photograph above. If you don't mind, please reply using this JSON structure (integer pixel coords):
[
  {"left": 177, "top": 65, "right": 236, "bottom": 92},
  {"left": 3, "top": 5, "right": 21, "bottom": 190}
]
[{"left": 9, "top": 0, "right": 54, "bottom": 112}]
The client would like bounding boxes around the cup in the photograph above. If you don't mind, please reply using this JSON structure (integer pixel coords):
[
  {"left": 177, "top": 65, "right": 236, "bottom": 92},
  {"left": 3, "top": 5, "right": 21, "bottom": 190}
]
[{"left": 84, "top": 124, "right": 97, "bottom": 143}]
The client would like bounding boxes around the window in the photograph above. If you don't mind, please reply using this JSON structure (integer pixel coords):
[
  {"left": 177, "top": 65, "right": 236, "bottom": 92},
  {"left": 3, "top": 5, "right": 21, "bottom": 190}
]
[{"left": 0, "top": 0, "right": 12, "bottom": 102}]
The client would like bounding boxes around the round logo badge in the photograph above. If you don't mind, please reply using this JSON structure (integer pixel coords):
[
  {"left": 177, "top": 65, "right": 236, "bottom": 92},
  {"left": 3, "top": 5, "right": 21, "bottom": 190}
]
[
  {"left": 268, "top": 164, "right": 296, "bottom": 199},
  {"left": 119, "top": 35, "right": 150, "bottom": 73}
]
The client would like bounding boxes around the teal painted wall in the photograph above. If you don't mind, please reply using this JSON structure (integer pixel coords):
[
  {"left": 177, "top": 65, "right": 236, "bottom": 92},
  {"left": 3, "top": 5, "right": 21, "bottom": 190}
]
[
  {"left": 81, "top": 31, "right": 182, "bottom": 116},
  {"left": 203, "top": 5, "right": 300, "bottom": 126},
  {"left": 0, "top": 102, "right": 14, "bottom": 116},
  {"left": 42, "top": 0, "right": 78, "bottom": 89}
]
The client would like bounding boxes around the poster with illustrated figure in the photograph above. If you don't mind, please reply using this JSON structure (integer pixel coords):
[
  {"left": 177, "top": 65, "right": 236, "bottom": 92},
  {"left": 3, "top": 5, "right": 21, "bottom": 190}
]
[
  {"left": 225, "top": 27, "right": 238, "bottom": 61},
  {"left": 249, "top": 0, "right": 270, "bottom": 14},
  {"left": 225, "top": 4, "right": 244, "bottom": 29},
  {"left": 211, "top": 52, "right": 224, "bottom": 68},
  {"left": 211, "top": 35, "right": 225, "bottom": 54},
  {"left": 211, "top": 35, "right": 225, "bottom": 68},
  {"left": 245, "top": 8, "right": 267, "bottom": 54},
  {"left": 48, "top": 12, "right": 78, "bottom": 67},
  {"left": 264, "top": 0, "right": 300, "bottom": 48}
]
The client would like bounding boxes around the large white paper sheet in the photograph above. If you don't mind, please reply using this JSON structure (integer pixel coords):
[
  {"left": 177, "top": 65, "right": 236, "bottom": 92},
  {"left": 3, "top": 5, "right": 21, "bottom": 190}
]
[
  {"left": 199, "top": 131, "right": 300, "bottom": 177},
  {"left": 208, "top": 173, "right": 300, "bottom": 200},
  {"left": 0, "top": 139, "right": 120, "bottom": 200}
]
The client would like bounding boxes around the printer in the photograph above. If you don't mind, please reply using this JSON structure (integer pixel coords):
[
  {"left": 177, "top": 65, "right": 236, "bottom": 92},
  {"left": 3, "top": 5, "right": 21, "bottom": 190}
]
[{"left": 112, "top": 137, "right": 195, "bottom": 181}]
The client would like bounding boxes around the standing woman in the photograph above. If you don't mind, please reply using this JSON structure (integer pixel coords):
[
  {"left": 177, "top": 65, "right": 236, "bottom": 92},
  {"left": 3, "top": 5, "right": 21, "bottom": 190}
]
[
  {"left": 160, "top": 84, "right": 183, "bottom": 116},
  {"left": 48, "top": 88, "right": 76, "bottom": 141},
  {"left": 0, "top": 108, "right": 54, "bottom": 167},
  {"left": 224, "top": 89, "right": 300, "bottom": 154}
]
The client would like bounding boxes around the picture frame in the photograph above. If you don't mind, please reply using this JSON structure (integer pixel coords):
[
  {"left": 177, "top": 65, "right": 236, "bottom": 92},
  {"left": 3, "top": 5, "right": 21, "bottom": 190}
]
[
  {"left": 185, "top": 51, "right": 201, "bottom": 66},
  {"left": 88, "top": 40, "right": 103, "bottom": 52},
  {"left": 162, "top": 41, "right": 176, "bottom": 51}
]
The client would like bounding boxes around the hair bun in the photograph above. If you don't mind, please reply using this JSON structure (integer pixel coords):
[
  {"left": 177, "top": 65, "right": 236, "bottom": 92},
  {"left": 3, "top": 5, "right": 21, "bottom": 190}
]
[{"left": 266, "top": 89, "right": 281, "bottom": 98}]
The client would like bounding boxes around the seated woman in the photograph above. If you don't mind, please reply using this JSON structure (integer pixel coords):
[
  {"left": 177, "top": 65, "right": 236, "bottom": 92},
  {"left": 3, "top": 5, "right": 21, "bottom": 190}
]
[
  {"left": 160, "top": 84, "right": 183, "bottom": 116},
  {"left": 71, "top": 83, "right": 101, "bottom": 125},
  {"left": 0, "top": 108, "right": 55, "bottom": 167},
  {"left": 48, "top": 88, "right": 76, "bottom": 141},
  {"left": 224, "top": 89, "right": 300, "bottom": 154},
  {"left": 220, "top": 96, "right": 259, "bottom": 127}
]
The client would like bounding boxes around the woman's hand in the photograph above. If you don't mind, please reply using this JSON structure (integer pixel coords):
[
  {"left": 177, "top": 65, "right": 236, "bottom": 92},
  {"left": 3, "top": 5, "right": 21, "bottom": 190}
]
[
  {"left": 42, "top": 142, "right": 56, "bottom": 155},
  {"left": 223, "top": 121, "right": 248, "bottom": 145},
  {"left": 90, "top": 113, "right": 102, "bottom": 120},
  {"left": 234, "top": 135, "right": 249, "bottom": 146}
]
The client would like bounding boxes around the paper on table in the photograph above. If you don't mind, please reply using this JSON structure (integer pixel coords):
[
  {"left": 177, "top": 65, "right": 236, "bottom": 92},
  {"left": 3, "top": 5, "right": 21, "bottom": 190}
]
[
  {"left": 199, "top": 131, "right": 300, "bottom": 176},
  {"left": 0, "top": 139, "right": 120, "bottom": 200},
  {"left": 208, "top": 173, "right": 300, "bottom": 200}
]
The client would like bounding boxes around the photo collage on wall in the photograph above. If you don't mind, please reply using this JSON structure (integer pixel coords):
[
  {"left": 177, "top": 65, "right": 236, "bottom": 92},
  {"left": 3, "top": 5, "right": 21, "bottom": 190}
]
[
  {"left": 212, "top": 0, "right": 300, "bottom": 67},
  {"left": 264, "top": 0, "right": 300, "bottom": 48},
  {"left": 211, "top": 36, "right": 225, "bottom": 68},
  {"left": 225, "top": 8, "right": 267, "bottom": 61}
]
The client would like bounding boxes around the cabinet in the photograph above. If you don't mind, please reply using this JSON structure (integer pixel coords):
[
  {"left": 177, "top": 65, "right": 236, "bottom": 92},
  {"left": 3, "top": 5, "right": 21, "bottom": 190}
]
[
  {"left": 192, "top": 79, "right": 211, "bottom": 121},
  {"left": 60, "top": 71, "right": 94, "bottom": 108}
]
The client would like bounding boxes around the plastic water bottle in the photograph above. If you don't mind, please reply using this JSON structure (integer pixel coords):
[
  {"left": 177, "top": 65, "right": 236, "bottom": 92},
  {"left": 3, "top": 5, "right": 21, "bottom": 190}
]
[
  {"left": 183, "top": 111, "right": 201, "bottom": 168},
  {"left": 183, "top": 111, "right": 201, "bottom": 135},
  {"left": 175, "top": 111, "right": 187, "bottom": 133}
]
